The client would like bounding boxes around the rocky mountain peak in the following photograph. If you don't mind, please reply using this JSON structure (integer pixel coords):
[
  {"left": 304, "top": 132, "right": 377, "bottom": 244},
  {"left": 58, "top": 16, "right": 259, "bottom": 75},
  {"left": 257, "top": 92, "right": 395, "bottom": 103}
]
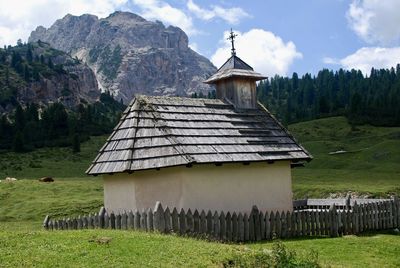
[{"left": 29, "top": 11, "right": 216, "bottom": 103}]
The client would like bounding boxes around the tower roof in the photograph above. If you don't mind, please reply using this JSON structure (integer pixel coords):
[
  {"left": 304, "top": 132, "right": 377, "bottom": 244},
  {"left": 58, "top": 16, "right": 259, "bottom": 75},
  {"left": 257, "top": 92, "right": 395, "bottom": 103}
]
[{"left": 204, "top": 55, "right": 266, "bottom": 84}]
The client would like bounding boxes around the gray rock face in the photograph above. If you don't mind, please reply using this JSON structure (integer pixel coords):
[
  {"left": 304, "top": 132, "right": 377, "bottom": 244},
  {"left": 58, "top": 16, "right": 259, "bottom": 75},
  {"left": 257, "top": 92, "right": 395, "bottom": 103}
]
[{"left": 29, "top": 11, "right": 216, "bottom": 103}]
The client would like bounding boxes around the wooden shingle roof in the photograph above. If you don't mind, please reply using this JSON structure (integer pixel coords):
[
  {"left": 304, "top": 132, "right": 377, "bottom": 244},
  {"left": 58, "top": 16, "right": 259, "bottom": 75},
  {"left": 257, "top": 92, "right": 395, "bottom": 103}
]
[
  {"left": 204, "top": 55, "right": 266, "bottom": 84},
  {"left": 86, "top": 95, "right": 311, "bottom": 175}
]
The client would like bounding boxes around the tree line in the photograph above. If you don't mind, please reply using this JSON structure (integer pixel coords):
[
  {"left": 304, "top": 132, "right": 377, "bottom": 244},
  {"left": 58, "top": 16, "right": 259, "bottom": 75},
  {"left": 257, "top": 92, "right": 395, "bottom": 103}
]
[
  {"left": 0, "top": 91, "right": 125, "bottom": 152},
  {"left": 256, "top": 66, "right": 400, "bottom": 126}
]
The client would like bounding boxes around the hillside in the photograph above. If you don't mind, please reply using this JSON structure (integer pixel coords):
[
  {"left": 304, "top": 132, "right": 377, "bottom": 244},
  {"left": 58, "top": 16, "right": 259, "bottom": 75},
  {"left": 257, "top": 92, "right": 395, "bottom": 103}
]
[
  {"left": 0, "top": 41, "right": 99, "bottom": 112},
  {"left": 0, "top": 116, "right": 398, "bottom": 209},
  {"left": 289, "top": 116, "right": 400, "bottom": 197},
  {"left": 29, "top": 11, "right": 216, "bottom": 103}
]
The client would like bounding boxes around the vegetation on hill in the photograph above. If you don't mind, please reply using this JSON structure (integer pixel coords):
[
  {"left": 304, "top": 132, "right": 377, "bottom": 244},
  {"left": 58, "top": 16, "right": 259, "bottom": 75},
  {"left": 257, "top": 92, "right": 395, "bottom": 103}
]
[
  {"left": 0, "top": 92, "right": 124, "bottom": 152},
  {"left": 257, "top": 66, "right": 400, "bottom": 126}
]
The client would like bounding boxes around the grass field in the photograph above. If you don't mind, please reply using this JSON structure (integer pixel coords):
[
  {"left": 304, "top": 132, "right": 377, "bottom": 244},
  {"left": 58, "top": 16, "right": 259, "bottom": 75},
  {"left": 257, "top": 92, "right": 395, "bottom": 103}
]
[
  {"left": 289, "top": 116, "right": 400, "bottom": 198},
  {"left": 0, "top": 116, "right": 399, "bottom": 267}
]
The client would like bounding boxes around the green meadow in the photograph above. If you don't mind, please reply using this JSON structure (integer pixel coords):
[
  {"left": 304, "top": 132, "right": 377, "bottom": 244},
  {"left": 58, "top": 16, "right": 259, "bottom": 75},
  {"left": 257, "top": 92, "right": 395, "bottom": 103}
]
[{"left": 0, "top": 116, "right": 399, "bottom": 267}]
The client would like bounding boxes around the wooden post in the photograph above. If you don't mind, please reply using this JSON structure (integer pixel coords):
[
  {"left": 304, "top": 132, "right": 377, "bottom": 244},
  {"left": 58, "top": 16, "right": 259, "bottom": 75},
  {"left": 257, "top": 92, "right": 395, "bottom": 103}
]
[
  {"left": 286, "top": 211, "right": 291, "bottom": 238},
  {"left": 116, "top": 213, "right": 121, "bottom": 229},
  {"left": 154, "top": 202, "right": 165, "bottom": 233},
  {"left": 226, "top": 212, "right": 232, "bottom": 241},
  {"left": 127, "top": 211, "right": 134, "bottom": 229},
  {"left": 164, "top": 207, "right": 171, "bottom": 233},
  {"left": 252, "top": 206, "right": 261, "bottom": 241},
  {"left": 238, "top": 213, "right": 244, "bottom": 242},
  {"left": 134, "top": 210, "right": 141, "bottom": 230},
  {"left": 147, "top": 208, "right": 153, "bottom": 231},
  {"left": 243, "top": 213, "right": 249, "bottom": 242},
  {"left": 219, "top": 211, "right": 226, "bottom": 241},
  {"left": 275, "top": 211, "right": 281, "bottom": 238},
  {"left": 104, "top": 213, "right": 109, "bottom": 229},
  {"left": 206, "top": 210, "right": 213, "bottom": 236},
  {"left": 121, "top": 211, "right": 127, "bottom": 230},
  {"left": 179, "top": 209, "right": 186, "bottom": 235},
  {"left": 140, "top": 210, "right": 147, "bottom": 231},
  {"left": 232, "top": 212, "right": 238, "bottom": 242},
  {"left": 213, "top": 211, "right": 220, "bottom": 240},
  {"left": 329, "top": 204, "right": 338, "bottom": 237},
  {"left": 172, "top": 208, "right": 179, "bottom": 233},
  {"left": 77, "top": 216, "right": 82, "bottom": 229},
  {"left": 388, "top": 201, "right": 393, "bottom": 229},
  {"left": 260, "top": 211, "right": 265, "bottom": 240},
  {"left": 393, "top": 196, "right": 399, "bottom": 228},
  {"left": 43, "top": 215, "right": 50, "bottom": 230},
  {"left": 110, "top": 213, "right": 115, "bottom": 229},
  {"left": 199, "top": 210, "right": 207, "bottom": 234},
  {"left": 270, "top": 211, "right": 275, "bottom": 239},
  {"left": 193, "top": 210, "right": 200, "bottom": 234},
  {"left": 99, "top": 207, "right": 106, "bottom": 229},
  {"left": 281, "top": 211, "right": 287, "bottom": 239},
  {"left": 265, "top": 211, "right": 271, "bottom": 240},
  {"left": 187, "top": 209, "right": 194, "bottom": 234}
]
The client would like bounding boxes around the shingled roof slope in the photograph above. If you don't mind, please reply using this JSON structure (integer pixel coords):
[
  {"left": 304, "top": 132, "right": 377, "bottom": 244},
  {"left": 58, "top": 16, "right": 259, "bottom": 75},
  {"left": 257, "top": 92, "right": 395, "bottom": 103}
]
[{"left": 86, "top": 95, "right": 311, "bottom": 175}]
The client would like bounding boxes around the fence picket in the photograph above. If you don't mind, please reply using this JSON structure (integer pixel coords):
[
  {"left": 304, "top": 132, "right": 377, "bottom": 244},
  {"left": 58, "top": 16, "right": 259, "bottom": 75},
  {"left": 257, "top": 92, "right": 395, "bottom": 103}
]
[
  {"left": 147, "top": 209, "right": 153, "bottom": 231},
  {"left": 243, "top": 213, "right": 249, "bottom": 242},
  {"left": 206, "top": 210, "right": 213, "bottom": 236},
  {"left": 260, "top": 211, "right": 265, "bottom": 240},
  {"left": 134, "top": 210, "right": 140, "bottom": 230},
  {"left": 179, "top": 209, "right": 186, "bottom": 235},
  {"left": 172, "top": 208, "right": 179, "bottom": 233},
  {"left": 164, "top": 207, "right": 171, "bottom": 233},
  {"left": 226, "top": 212, "right": 232, "bottom": 241},
  {"left": 187, "top": 209, "right": 194, "bottom": 234},
  {"left": 213, "top": 211, "right": 220, "bottom": 240},
  {"left": 269, "top": 211, "right": 275, "bottom": 238},
  {"left": 140, "top": 210, "right": 147, "bottom": 231},
  {"left": 219, "top": 211, "right": 226, "bottom": 241},
  {"left": 238, "top": 213, "right": 244, "bottom": 242},
  {"left": 232, "top": 212, "right": 238, "bottom": 242},
  {"left": 121, "top": 212, "right": 127, "bottom": 230},
  {"left": 45, "top": 199, "right": 397, "bottom": 241},
  {"left": 200, "top": 210, "right": 206, "bottom": 234},
  {"left": 193, "top": 210, "right": 200, "bottom": 234}
]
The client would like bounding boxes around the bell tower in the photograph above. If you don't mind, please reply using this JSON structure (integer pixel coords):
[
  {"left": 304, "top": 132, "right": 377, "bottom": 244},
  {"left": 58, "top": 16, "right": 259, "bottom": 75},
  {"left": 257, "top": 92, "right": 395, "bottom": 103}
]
[{"left": 204, "top": 29, "right": 266, "bottom": 109}]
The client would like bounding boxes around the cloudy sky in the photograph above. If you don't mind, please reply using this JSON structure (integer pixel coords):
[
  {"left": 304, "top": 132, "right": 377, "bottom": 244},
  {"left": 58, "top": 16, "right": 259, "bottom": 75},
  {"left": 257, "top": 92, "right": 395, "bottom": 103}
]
[{"left": 0, "top": 0, "right": 399, "bottom": 77}]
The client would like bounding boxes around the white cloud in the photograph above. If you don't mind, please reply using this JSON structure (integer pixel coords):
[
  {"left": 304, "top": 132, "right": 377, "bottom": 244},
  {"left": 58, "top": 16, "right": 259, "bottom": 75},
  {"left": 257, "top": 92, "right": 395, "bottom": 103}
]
[
  {"left": 132, "top": 0, "right": 196, "bottom": 35},
  {"left": 0, "top": 0, "right": 128, "bottom": 47},
  {"left": 189, "top": 42, "right": 199, "bottom": 52},
  {"left": 347, "top": 0, "right": 400, "bottom": 45},
  {"left": 187, "top": 0, "right": 250, "bottom": 24},
  {"left": 211, "top": 29, "right": 302, "bottom": 77},
  {"left": 322, "top": 57, "right": 339, "bottom": 65},
  {"left": 325, "top": 47, "right": 400, "bottom": 75}
]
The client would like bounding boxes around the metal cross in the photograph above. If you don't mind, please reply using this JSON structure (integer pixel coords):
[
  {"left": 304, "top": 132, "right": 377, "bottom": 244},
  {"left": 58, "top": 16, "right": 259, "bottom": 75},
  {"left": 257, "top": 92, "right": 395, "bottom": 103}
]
[{"left": 227, "top": 28, "right": 238, "bottom": 56}]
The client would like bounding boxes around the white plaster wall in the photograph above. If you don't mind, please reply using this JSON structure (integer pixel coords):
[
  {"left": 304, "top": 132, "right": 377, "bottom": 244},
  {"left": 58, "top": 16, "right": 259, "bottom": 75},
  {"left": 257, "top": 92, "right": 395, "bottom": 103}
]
[{"left": 103, "top": 161, "right": 293, "bottom": 214}]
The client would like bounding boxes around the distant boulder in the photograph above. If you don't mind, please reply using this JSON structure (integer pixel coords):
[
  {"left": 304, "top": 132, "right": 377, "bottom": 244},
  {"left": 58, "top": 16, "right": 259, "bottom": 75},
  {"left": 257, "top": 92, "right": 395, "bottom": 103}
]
[
  {"left": 4, "top": 177, "right": 17, "bottom": 182},
  {"left": 39, "top": 176, "right": 54, "bottom": 183}
]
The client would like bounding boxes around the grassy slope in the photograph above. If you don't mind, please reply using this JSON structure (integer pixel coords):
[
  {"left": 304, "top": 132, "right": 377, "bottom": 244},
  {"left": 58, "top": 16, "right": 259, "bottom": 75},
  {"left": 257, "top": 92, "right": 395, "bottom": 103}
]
[
  {"left": 0, "top": 223, "right": 399, "bottom": 267},
  {"left": 1, "top": 116, "right": 400, "bottom": 267},
  {"left": 289, "top": 116, "right": 400, "bottom": 198}
]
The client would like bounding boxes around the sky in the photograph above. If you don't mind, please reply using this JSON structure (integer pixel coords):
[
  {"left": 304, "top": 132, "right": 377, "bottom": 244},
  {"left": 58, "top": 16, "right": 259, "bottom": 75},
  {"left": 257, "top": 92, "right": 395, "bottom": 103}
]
[{"left": 1, "top": 0, "right": 400, "bottom": 78}]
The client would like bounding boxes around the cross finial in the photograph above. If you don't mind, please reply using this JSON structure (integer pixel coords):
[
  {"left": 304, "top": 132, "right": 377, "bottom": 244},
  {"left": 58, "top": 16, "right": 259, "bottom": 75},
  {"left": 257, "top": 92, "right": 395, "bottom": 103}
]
[{"left": 227, "top": 28, "right": 238, "bottom": 56}]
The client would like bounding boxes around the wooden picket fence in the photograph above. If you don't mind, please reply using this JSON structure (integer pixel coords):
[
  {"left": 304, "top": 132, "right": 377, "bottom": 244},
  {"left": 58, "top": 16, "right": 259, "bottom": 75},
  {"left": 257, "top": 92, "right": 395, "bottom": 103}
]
[{"left": 43, "top": 198, "right": 400, "bottom": 242}]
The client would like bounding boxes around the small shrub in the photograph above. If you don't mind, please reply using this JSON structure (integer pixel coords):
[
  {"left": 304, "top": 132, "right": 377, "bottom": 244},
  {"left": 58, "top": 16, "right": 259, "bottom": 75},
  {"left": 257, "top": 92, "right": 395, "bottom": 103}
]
[{"left": 222, "top": 241, "right": 320, "bottom": 268}]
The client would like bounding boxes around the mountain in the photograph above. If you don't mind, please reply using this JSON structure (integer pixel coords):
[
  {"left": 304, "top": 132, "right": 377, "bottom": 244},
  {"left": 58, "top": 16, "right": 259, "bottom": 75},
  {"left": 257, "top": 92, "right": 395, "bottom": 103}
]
[
  {"left": 29, "top": 11, "right": 216, "bottom": 103},
  {"left": 0, "top": 41, "right": 99, "bottom": 113}
]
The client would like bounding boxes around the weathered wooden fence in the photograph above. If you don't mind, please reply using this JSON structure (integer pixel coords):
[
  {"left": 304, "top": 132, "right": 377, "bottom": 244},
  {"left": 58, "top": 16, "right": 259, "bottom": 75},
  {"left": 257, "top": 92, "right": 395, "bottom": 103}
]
[{"left": 43, "top": 198, "right": 400, "bottom": 242}]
